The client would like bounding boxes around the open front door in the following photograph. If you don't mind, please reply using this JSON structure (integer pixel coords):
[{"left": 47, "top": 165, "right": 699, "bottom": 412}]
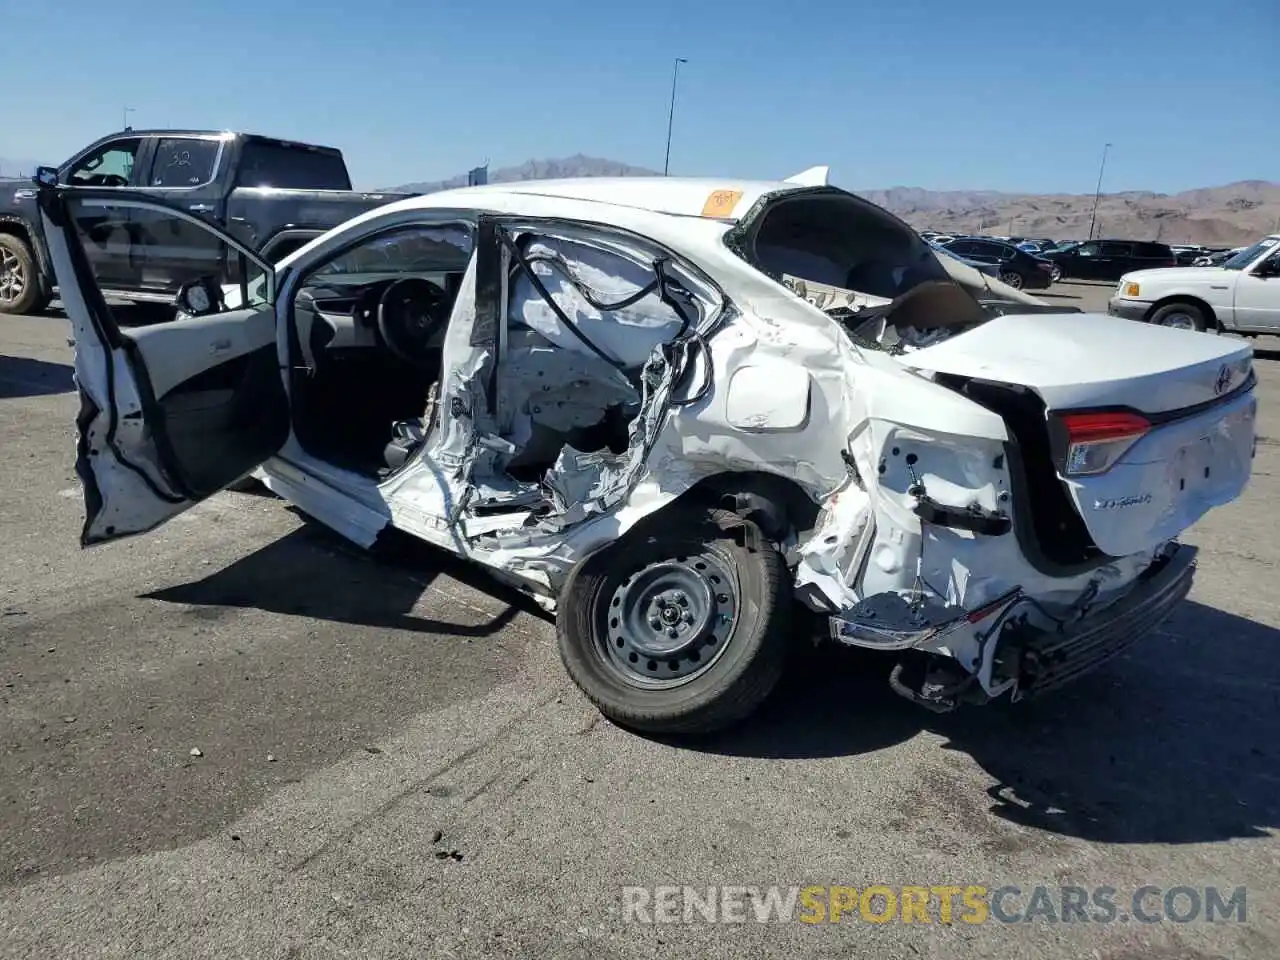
[{"left": 36, "top": 182, "right": 290, "bottom": 546}]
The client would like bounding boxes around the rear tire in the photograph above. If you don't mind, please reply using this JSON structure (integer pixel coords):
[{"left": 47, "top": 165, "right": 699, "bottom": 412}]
[
  {"left": 998, "top": 270, "right": 1024, "bottom": 289},
  {"left": 556, "top": 506, "right": 790, "bottom": 736},
  {"left": 1149, "top": 302, "right": 1207, "bottom": 332},
  {"left": 0, "top": 233, "right": 51, "bottom": 315}
]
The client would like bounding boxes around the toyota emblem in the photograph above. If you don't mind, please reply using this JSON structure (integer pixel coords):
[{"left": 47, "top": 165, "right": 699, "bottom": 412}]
[{"left": 1213, "top": 364, "right": 1232, "bottom": 395}]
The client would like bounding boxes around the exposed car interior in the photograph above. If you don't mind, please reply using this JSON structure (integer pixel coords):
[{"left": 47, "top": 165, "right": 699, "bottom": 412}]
[
  {"left": 285, "top": 226, "right": 471, "bottom": 475},
  {"left": 735, "top": 188, "right": 1078, "bottom": 349},
  {"left": 285, "top": 224, "right": 697, "bottom": 499}
]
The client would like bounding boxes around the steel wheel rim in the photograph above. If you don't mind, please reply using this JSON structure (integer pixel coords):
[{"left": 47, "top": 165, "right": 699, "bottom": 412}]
[
  {"left": 0, "top": 249, "right": 24, "bottom": 305},
  {"left": 1000, "top": 271, "right": 1023, "bottom": 289},
  {"left": 1161, "top": 312, "right": 1196, "bottom": 330},
  {"left": 598, "top": 551, "right": 739, "bottom": 689}
]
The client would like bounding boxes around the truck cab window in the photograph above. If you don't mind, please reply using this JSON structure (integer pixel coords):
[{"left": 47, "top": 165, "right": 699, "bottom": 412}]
[
  {"left": 66, "top": 139, "right": 142, "bottom": 187},
  {"left": 149, "top": 138, "right": 221, "bottom": 188}
]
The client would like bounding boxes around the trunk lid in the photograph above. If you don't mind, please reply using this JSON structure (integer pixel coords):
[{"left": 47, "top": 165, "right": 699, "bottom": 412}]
[
  {"left": 903, "top": 312, "right": 1257, "bottom": 558},
  {"left": 903, "top": 312, "right": 1252, "bottom": 412}
]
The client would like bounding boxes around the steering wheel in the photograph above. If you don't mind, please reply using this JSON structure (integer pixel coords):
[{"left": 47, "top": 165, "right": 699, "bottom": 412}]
[
  {"left": 100, "top": 174, "right": 129, "bottom": 187},
  {"left": 377, "top": 277, "right": 451, "bottom": 367}
]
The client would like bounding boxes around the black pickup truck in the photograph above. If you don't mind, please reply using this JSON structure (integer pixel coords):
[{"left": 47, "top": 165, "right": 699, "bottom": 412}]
[{"left": 0, "top": 129, "right": 413, "bottom": 315}]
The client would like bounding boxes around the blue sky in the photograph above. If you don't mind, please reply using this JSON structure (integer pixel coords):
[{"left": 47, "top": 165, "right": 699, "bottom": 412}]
[{"left": 4, "top": 0, "right": 1276, "bottom": 193}]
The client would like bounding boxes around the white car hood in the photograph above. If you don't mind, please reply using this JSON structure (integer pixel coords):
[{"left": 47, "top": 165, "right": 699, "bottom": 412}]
[
  {"left": 1121, "top": 266, "right": 1233, "bottom": 285},
  {"left": 902, "top": 311, "right": 1253, "bottom": 414}
]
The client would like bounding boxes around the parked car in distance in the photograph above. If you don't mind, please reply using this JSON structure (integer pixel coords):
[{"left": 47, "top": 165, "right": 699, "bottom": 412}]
[
  {"left": 36, "top": 169, "right": 1257, "bottom": 732},
  {"left": 1170, "top": 245, "right": 1211, "bottom": 266},
  {"left": 1039, "top": 239, "right": 1177, "bottom": 282},
  {"left": 1015, "top": 238, "right": 1057, "bottom": 254},
  {"left": 1108, "top": 234, "right": 1280, "bottom": 333},
  {"left": 1193, "top": 247, "right": 1243, "bottom": 267},
  {"left": 0, "top": 128, "right": 414, "bottom": 315},
  {"left": 928, "top": 240, "right": 1002, "bottom": 279},
  {"left": 941, "top": 237, "right": 1056, "bottom": 289}
]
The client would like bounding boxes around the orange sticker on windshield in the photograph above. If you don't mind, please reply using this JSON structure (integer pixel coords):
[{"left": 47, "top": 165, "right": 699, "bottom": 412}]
[{"left": 701, "top": 189, "right": 743, "bottom": 218}]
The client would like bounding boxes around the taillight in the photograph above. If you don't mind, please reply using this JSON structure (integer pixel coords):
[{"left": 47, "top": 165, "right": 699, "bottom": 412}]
[{"left": 1056, "top": 410, "right": 1151, "bottom": 476}]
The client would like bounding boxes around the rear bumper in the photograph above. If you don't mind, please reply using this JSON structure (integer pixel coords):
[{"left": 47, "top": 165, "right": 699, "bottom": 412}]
[
  {"left": 1107, "top": 297, "right": 1152, "bottom": 322},
  {"left": 1006, "top": 543, "right": 1197, "bottom": 699}
]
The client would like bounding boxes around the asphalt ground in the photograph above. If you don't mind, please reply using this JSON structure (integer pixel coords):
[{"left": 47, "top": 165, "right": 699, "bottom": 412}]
[{"left": 2, "top": 283, "right": 1279, "bottom": 959}]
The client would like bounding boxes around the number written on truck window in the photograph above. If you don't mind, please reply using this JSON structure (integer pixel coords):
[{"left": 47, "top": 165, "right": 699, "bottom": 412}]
[{"left": 149, "top": 138, "right": 221, "bottom": 188}]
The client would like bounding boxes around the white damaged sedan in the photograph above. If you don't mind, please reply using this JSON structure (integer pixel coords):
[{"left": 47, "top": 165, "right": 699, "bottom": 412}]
[{"left": 36, "top": 166, "right": 1257, "bottom": 734}]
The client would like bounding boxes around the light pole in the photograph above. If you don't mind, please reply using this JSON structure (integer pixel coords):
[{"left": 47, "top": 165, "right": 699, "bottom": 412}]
[
  {"left": 1087, "top": 142, "right": 1112, "bottom": 240},
  {"left": 663, "top": 58, "right": 688, "bottom": 176},
  {"left": 122, "top": 106, "right": 135, "bottom": 130}
]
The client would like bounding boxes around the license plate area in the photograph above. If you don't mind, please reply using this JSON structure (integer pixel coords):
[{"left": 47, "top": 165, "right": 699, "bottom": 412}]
[{"left": 1159, "top": 397, "right": 1255, "bottom": 507}]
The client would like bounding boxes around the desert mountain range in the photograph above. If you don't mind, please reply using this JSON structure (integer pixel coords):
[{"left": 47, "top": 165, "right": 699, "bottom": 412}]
[
  {"left": 4, "top": 151, "right": 1274, "bottom": 246},
  {"left": 389, "top": 155, "right": 1280, "bottom": 247}
]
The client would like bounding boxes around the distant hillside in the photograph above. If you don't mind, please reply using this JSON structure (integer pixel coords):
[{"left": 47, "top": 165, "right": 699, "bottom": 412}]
[
  {"left": 388, "top": 158, "right": 1279, "bottom": 246},
  {"left": 863, "top": 180, "right": 1280, "bottom": 246},
  {"left": 388, "top": 154, "right": 659, "bottom": 194}
]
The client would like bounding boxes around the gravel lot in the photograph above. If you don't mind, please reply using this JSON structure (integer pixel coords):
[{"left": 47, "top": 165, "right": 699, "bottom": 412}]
[{"left": 2, "top": 284, "right": 1279, "bottom": 959}]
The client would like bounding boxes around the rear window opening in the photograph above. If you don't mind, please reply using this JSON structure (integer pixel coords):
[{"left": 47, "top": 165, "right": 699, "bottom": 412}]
[
  {"left": 733, "top": 189, "right": 951, "bottom": 301},
  {"left": 725, "top": 188, "right": 1065, "bottom": 351}
]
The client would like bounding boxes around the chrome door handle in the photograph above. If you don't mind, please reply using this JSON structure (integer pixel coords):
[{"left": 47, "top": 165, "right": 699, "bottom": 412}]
[{"left": 188, "top": 203, "right": 214, "bottom": 213}]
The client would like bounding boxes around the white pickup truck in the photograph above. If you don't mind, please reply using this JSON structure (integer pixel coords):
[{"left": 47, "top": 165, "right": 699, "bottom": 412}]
[{"left": 1108, "top": 235, "right": 1280, "bottom": 334}]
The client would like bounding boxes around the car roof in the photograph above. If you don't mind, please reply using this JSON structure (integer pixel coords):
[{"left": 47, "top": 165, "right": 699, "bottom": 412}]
[
  {"left": 409, "top": 176, "right": 809, "bottom": 223},
  {"left": 278, "top": 175, "right": 823, "bottom": 274}
]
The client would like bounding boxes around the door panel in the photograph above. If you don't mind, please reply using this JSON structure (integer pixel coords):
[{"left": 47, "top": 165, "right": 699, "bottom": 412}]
[
  {"left": 35, "top": 183, "right": 287, "bottom": 545},
  {"left": 125, "top": 310, "right": 288, "bottom": 496},
  {"left": 1234, "top": 255, "right": 1280, "bottom": 332},
  {"left": 1072, "top": 243, "right": 1102, "bottom": 280},
  {"left": 133, "top": 135, "right": 229, "bottom": 294}
]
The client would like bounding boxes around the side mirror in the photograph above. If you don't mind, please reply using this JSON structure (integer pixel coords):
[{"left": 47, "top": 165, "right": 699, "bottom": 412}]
[
  {"left": 33, "top": 166, "right": 59, "bottom": 188},
  {"left": 1257, "top": 258, "right": 1280, "bottom": 278},
  {"left": 175, "top": 277, "right": 223, "bottom": 317}
]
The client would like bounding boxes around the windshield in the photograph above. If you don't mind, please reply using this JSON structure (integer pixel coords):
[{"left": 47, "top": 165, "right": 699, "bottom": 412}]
[{"left": 1223, "top": 237, "right": 1278, "bottom": 270}]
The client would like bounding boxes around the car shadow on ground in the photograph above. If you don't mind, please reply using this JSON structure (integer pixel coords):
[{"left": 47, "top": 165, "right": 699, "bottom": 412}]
[
  {"left": 143, "top": 518, "right": 541, "bottom": 638},
  {"left": 694, "top": 600, "right": 1280, "bottom": 845},
  {"left": 0, "top": 520, "right": 549, "bottom": 886},
  {"left": 0, "top": 355, "right": 73, "bottom": 398}
]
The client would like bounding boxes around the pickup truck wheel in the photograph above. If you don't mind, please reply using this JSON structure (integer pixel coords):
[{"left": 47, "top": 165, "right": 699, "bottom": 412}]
[
  {"left": 1149, "top": 302, "right": 1206, "bottom": 332},
  {"left": 557, "top": 506, "right": 789, "bottom": 736},
  {"left": 0, "top": 234, "right": 50, "bottom": 315}
]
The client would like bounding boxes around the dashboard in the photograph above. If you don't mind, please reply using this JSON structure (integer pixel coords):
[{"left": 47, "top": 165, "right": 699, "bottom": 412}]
[{"left": 294, "top": 271, "right": 463, "bottom": 356}]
